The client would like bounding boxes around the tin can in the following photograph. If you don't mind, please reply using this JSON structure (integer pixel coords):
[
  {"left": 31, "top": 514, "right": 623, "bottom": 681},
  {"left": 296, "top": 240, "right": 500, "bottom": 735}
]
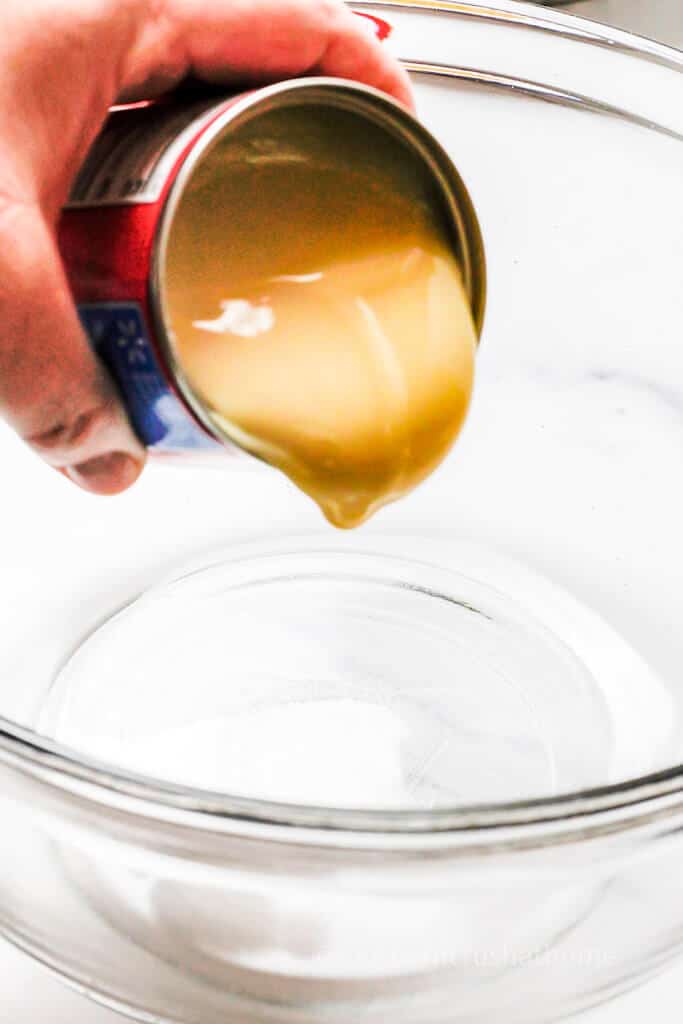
[{"left": 58, "top": 78, "right": 486, "bottom": 456}]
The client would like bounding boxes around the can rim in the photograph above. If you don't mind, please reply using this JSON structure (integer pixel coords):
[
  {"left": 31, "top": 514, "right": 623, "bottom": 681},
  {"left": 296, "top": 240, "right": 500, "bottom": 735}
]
[{"left": 149, "top": 75, "right": 486, "bottom": 449}]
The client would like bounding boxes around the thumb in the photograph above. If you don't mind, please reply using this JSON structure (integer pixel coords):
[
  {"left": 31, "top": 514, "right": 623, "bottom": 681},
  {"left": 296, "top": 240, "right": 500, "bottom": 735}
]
[{"left": 0, "top": 198, "right": 146, "bottom": 494}]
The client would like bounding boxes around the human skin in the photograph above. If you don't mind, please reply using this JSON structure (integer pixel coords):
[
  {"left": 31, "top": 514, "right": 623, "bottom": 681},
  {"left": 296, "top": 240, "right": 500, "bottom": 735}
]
[{"left": 0, "top": 0, "right": 413, "bottom": 494}]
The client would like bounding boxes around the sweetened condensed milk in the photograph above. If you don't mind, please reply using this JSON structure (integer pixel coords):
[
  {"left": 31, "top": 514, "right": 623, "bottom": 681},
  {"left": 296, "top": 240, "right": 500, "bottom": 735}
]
[
  {"left": 60, "top": 80, "right": 485, "bottom": 520},
  {"left": 163, "top": 103, "right": 477, "bottom": 527}
]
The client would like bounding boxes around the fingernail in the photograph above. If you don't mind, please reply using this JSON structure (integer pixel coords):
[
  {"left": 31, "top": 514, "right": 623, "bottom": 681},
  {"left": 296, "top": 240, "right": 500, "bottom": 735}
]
[{"left": 65, "top": 451, "right": 143, "bottom": 495}]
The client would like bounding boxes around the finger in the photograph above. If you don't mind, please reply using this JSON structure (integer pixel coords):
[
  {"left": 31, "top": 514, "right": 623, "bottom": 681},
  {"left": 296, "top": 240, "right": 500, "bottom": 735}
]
[
  {"left": 122, "top": 0, "right": 414, "bottom": 109},
  {"left": 311, "top": 8, "right": 414, "bottom": 111},
  {"left": 0, "top": 197, "right": 146, "bottom": 494}
]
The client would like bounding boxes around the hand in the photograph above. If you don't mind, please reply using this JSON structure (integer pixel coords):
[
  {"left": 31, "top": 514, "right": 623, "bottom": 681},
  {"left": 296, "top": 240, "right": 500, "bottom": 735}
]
[{"left": 0, "top": 0, "right": 413, "bottom": 495}]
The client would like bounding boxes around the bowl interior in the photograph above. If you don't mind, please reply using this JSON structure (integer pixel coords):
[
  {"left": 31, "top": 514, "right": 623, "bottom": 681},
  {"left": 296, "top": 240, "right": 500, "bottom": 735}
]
[
  {"left": 36, "top": 540, "right": 677, "bottom": 810},
  {"left": 35, "top": 548, "right": 614, "bottom": 808}
]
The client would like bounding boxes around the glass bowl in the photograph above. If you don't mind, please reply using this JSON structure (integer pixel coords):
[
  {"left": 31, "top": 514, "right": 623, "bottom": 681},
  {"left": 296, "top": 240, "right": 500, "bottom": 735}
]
[{"left": 0, "top": 2, "right": 682, "bottom": 1022}]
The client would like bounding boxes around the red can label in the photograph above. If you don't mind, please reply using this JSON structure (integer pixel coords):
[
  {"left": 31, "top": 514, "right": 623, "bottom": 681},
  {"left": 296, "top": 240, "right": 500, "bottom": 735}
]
[{"left": 60, "top": 97, "right": 232, "bottom": 451}]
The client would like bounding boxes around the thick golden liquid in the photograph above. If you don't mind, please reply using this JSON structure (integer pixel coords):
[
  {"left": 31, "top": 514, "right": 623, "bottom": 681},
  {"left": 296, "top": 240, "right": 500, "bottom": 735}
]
[{"left": 164, "top": 105, "right": 476, "bottom": 528}]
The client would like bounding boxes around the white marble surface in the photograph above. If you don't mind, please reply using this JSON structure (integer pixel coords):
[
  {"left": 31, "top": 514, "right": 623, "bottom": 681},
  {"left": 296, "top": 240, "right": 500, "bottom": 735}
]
[{"left": 1, "top": 0, "right": 682, "bottom": 1021}]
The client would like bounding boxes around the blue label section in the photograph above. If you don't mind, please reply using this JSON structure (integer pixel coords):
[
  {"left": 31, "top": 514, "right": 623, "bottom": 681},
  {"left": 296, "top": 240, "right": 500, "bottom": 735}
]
[{"left": 78, "top": 303, "right": 220, "bottom": 452}]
